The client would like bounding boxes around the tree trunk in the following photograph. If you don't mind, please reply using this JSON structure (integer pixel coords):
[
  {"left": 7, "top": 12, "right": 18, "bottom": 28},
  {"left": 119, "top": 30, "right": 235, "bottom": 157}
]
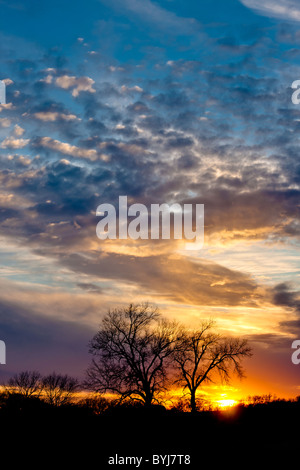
[
  {"left": 144, "top": 393, "right": 153, "bottom": 407},
  {"left": 143, "top": 385, "right": 153, "bottom": 407},
  {"left": 190, "top": 389, "right": 197, "bottom": 413}
]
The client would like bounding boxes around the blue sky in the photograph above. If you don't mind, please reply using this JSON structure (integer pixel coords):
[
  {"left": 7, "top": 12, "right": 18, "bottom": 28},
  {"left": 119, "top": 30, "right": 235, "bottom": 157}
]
[
  {"left": 0, "top": 0, "right": 300, "bottom": 402},
  {"left": 0, "top": 1, "right": 263, "bottom": 45}
]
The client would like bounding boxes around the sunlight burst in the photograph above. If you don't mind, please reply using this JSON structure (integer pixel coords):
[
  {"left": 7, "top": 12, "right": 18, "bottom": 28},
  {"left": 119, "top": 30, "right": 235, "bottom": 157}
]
[{"left": 217, "top": 399, "right": 237, "bottom": 408}]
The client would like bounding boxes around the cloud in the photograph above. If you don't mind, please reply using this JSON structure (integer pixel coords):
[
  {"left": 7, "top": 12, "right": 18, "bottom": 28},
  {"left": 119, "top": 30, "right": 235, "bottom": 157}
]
[
  {"left": 0, "top": 118, "right": 11, "bottom": 128},
  {"left": 0, "top": 103, "right": 15, "bottom": 112},
  {"left": 101, "top": 0, "right": 199, "bottom": 34},
  {"left": 55, "top": 75, "right": 96, "bottom": 97},
  {"left": 39, "top": 74, "right": 53, "bottom": 84},
  {"left": 37, "top": 137, "right": 99, "bottom": 161},
  {"left": 121, "top": 85, "right": 143, "bottom": 94},
  {"left": 240, "top": 0, "right": 300, "bottom": 22},
  {"left": 268, "top": 283, "right": 300, "bottom": 337},
  {"left": 59, "top": 251, "right": 261, "bottom": 308},
  {"left": 0, "top": 25, "right": 298, "bottom": 295},
  {"left": 33, "top": 112, "right": 79, "bottom": 122},
  {"left": 77, "top": 282, "right": 103, "bottom": 293},
  {"left": 13, "top": 124, "right": 25, "bottom": 136},
  {"left": 1, "top": 136, "right": 29, "bottom": 149},
  {"left": 272, "top": 283, "right": 300, "bottom": 314},
  {"left": 2, "top": 78, "right": 14, "bottom": 86}
]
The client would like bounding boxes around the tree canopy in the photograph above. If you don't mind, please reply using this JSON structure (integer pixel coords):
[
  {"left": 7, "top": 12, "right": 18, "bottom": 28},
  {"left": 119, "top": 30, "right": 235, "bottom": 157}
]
[{"left": 85, "top": 303, "right": 181, "bottom": 406}]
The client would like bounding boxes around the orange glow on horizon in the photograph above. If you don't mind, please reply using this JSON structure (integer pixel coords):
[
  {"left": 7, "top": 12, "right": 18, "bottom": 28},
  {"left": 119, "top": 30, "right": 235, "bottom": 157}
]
[{"left": 216, "top": 398, "right": 237, "bottom": 408}]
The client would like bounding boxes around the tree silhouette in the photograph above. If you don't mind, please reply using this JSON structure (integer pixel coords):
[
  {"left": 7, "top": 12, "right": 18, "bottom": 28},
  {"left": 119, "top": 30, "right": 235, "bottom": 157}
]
[
  {"left": 42, "top": 372, "right": 79, "bottom": 406},
  {"left": 6, "top": 371, "right": 43, "bottom": 397},
  {"left": 85, "top": 303, "right": 180, "bottom": 406},
  {"left": 174, "top": 320, "right": 252, "bottom": 413}
]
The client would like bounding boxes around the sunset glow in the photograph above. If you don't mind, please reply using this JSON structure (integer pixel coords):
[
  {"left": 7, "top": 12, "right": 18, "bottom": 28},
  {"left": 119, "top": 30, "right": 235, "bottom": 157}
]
[{"left": 216, "top": 399, "right": 237, "bottom": 409}]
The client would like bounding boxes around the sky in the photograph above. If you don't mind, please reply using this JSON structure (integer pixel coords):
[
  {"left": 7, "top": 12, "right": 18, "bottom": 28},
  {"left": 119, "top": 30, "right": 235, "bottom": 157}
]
[{"left": 0, "top": 0, "right": 300, "bottom": 404}]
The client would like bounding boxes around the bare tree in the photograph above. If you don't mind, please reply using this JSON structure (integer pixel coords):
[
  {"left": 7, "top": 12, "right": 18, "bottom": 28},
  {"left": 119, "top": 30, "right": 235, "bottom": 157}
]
[
  {"left": 85, "top": 303, "right": 180, "bottom": 406},
  {"left": 6, "top": 371, "right": 43, "bottom": 397},
  {"left": 42, "top": 373, "right": 79, "bottom": 406},
  {"left": 174, "top": 320, "right": 252, "bottom": 413}
]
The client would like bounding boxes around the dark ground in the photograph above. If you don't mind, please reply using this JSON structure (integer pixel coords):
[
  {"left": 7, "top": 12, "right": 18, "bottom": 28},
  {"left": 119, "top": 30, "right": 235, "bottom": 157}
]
[{"left": 1, "top": 395, "right": 299, "bottom": 467}]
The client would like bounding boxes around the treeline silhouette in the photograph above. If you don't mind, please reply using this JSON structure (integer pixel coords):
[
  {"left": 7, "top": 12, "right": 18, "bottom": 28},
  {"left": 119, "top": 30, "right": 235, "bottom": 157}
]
[
  {"left": 1, "top": 380, "right": 300, "bottom": 414},
  {"left": 1, "top": 387, "right": 300, "bottom": 465}
]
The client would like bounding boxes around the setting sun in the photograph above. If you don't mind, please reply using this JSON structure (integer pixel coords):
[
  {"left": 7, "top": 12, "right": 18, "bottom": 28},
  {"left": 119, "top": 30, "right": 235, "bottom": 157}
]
[{"left": 217, "top": 399, "right": 237, "bottom": 408}]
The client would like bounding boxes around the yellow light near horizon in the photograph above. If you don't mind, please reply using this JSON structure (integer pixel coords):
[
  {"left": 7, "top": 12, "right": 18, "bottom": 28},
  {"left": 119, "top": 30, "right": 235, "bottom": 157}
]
[{"left": 217, "top": 399, "right": 236, "bottom": 408}]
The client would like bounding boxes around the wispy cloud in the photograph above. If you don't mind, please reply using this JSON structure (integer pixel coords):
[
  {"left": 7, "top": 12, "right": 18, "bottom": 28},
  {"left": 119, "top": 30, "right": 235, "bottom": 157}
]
[
  {"left": 32, "top": 112, "right": 79, "bottom": 122},
  {"left": 36, "top": 137, "right": 100, "bottom": 161},
  {"left": 100, "top": 0, "right": 199, "bottom": 34},
  {"left": 240, "top": 0, "right": 300, "bottom": 22}
]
